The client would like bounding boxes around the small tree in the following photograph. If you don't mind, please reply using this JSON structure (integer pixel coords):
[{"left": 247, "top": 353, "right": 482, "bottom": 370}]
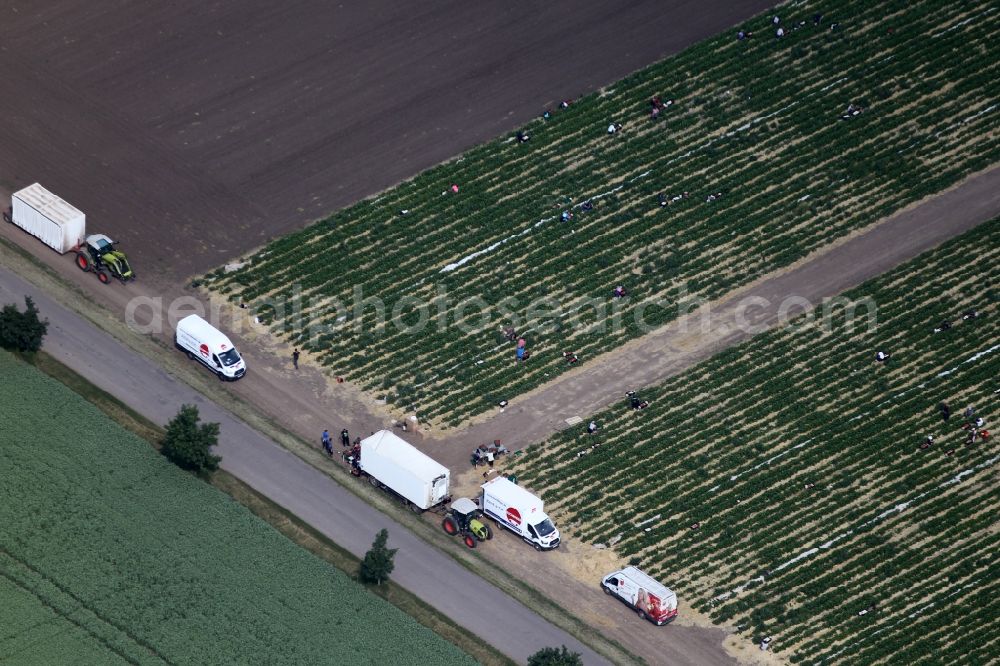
[
  {"left": 359, "top": 528, "right": 397, "bottom": 585},
  {"left": 161, "top": 404, "right": 221, "bottom": 474},
  {"left": 527, "top": 646, "right": 583, "bottom": 666},
  {"left": 0, "top": 296, "right": 48, "bottom": 353}
]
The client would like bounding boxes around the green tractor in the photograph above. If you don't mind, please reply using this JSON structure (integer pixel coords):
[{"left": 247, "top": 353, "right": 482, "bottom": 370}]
[
  {"left": 442, "top": 498, "right": 493, "bottom": 549},
  {"left": 75, "top": 234, "right": 135, "bottom": 284}
]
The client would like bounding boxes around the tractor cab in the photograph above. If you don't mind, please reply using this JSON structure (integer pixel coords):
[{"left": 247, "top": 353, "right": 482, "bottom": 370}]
[
  {"left": 441, "top": 497, "right": 493, "bottom": 548},
  {"left": 76, "top": 234, "right": 135, "bottom": 283}
]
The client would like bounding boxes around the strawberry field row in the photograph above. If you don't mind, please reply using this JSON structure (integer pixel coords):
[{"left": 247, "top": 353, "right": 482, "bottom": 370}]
[
  {"left": 205, "top": 0, "right": 1000, "bottom": 427},
  {"left": 507, "top": 217, "right": 1000, "bottom": 661}
]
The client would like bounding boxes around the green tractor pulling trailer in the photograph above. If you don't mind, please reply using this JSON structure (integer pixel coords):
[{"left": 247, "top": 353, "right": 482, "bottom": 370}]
[{"left": 5, "top": 184, "right": 134, "bottom": 284}]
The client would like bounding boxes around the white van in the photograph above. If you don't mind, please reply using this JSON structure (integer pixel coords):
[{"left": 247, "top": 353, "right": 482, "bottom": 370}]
[
  {"left": 481, "top": 476, "right": 560, "bottom": 550},
  {"left": 601, "top": 566, "right": 678, "bottom": 625},
  {"left": 175, "top": 314, "right": 246, "bottom": 381}
]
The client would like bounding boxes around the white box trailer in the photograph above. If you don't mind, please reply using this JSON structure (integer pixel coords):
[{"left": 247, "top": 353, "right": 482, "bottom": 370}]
[
  {"left": 8, "top": 184, "right": 86, "bottom": 254},
  {"left": 175, "top": 314, "right": 246, "bottom": 381},
  {"left": 601, "top": 566, "right": 678, "bottom": 625},
  {"left": 360, "top": 430, "right": 450, "bottom": 511},
  {"left": 481, "top": 476, "right": 560, "bottom": 550}
]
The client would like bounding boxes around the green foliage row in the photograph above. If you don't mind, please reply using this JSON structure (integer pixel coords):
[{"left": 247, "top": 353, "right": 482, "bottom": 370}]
[
  {"left": 508, "top": 218, "right": 1000, "bottom": 662},
  {"left": 205, "top": 0, "right": 1000, "bottom": 427}
]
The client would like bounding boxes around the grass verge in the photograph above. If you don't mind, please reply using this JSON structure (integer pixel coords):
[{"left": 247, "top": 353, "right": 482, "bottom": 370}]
[{"left": 16, "top": 348, "right": 515, "bottom": 666}]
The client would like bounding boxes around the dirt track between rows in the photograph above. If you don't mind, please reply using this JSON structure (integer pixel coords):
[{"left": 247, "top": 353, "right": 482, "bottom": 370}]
[{"left": 0, "top": 0, "right": 773, "bottom": 281}]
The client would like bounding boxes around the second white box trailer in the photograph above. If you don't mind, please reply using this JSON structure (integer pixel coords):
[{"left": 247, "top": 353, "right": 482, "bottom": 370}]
[
  {"left": 359, "top": 430, "right": 450, "bottom": 512},
  {"left": 7, "top": 183, "right": 86, "bottom": 254}
]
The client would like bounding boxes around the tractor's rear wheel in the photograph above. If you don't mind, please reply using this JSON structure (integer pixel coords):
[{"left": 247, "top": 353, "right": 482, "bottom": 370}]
[
  {"left": 75, "top": 252, "right": 90, "bottom": 271},
  {"left": 409, "top": 502, "right": 424, "bottom": 514},
  {"left": 368, "top": 476, "right": 382, "bottom": 489},
  {"left": 463, "top": 535, "right": 477, "bottom": 549},
  {"left": 442, "top": 517, "right": 458, "bottom": 535},
  {"left": 96, "top": 270, "right": 110, "bottom": 284},
  {"left": 483, "top": 524, "right": 493, "bottom": 540},
  {"left": 637, "top": 610, "right": 648, "bottom": 622},
  {"left": 3, "top": 211, "right": 12, "bottom": 223},
  {"left": 186, "top": 351, "right": 195, "bottom": 360}
]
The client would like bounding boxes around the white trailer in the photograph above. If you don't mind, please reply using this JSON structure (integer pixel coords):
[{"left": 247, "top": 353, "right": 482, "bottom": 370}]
[
  {"left": 360, "top": 430, "right": 450, "bottom": 512},
  {"left": 7, "top": 184, "right": 86, "bottom": 254},
  {"left": 481, "top": 476, "right": 560, "bottom": 550}
]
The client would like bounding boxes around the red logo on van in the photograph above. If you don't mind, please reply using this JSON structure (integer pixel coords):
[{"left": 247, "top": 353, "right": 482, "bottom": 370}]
[
  {"left": 199, "top": 343, "right": 209, "bottom": 357},
  {"left": 506, "top": 507, "right": 521, "bottom": 526}
]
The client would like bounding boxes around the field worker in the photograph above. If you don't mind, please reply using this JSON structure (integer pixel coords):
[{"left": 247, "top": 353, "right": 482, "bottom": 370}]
[
  {"left": 875, "top": 350, "right": 890, "bottom": 363},
  {"left": 322, "top": 430, "right": 332, "bottom": 455},
  {"left": 776, "top": 27, "right": 785, "bottom": 38},
  {"left": 588, "top": 421, "right": 598, "bottom": 435},
  {"left": 341, "top": 428, "right": 350, "bottom": 448},
  {"left": 975, "top": 417, "right": 985, "bottom": 428},
  {"left": 516, "top": 346, "right": 526, "bottom": 362},
  {"left": 292, "top": 348, "right": 300, "bottom": 369},
  {"left": 939, "top": 402, "right": 951, "bottom": 421},
  {"left": 451, "top": 184, "right": 459, "bottom": 193},
  {"left": 608, "top": 123, "right": 617, "bottom": 134}
]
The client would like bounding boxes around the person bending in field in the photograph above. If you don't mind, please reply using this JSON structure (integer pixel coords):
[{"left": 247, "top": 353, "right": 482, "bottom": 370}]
[
  {"left": 613, "top": 285, "right": 628, "bottom": 299},
  {"left": 627, "top": 390, "right": 649, "bottom": 410},
  {"left": 841, "top": 103, "right": 865, "bottom": 120},
  {"left": 933, "top": 320, "right": 952, "bottom": 333},
  {"left": 517, "top": 131, "right": 530, "bottom": 143},
  {"left": 875, "top": 350, "right": 890, "bottom": 363},
  {"left": 962, "top": 310, "right": 980, "bottom": 320}
]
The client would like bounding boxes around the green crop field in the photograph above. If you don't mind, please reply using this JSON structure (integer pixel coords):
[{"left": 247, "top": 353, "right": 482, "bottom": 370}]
[
  {"left": 508, "top": 218, "right": 1000, "bottom": 663},
  {"left": 205, "top": 0, "right": 1000, "bottom": 426},
  {"left": 0, "top": 353, "right": 474, "bottom": 666}
]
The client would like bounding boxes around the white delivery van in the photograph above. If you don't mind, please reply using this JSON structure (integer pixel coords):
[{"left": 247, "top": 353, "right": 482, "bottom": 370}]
[
  {"left": 359, "top": 430, "right": 450, "bottom": 512},
  {"left": 8, "top": 183, "right": 86, "bottom": 254},
  {"left": 601, "top": 566, "right": 678, "bottom": 625},
  {"left": 175, "top": 314, "right": 246, "bottom": 380},
  {"left": 481, "top": 476, "right": 560, "bottom": 550}
]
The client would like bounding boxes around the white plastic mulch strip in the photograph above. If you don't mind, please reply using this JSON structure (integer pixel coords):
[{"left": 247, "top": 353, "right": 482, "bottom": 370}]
[
  {"left": 712, "top": 454, "right": 999, "bottom": 602},
  {"left": 712, "top": 342, "right": 999, "bottom": 492},
  {"left": 815, "top": 577, "right": 982, "bottom": 664},
  {"left": 437, "top": 67, "right": 862, "bottom": 275}
]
